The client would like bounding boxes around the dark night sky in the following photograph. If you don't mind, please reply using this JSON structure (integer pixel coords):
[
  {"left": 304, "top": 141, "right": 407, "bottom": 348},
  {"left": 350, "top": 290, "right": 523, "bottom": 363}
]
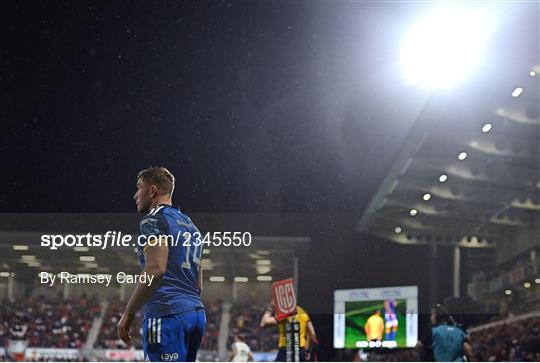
[{"left": 2, "top": 1, "right": 431, "bottom": 214}]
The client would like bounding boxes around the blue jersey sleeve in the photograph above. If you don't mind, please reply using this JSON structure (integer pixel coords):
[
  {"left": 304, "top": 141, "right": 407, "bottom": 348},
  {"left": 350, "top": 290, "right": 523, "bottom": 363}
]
[
  {"left": 140, "top": 214, "right": 168, "bottom": 235},
  {"left": 138, "top": 214, "right": 169, "bottom": 252}
]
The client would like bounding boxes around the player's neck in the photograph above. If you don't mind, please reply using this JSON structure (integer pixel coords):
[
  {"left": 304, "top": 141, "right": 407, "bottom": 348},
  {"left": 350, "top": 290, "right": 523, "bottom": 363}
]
[{"left": 150, "top": 196, "right": 172, "bottom": 211}]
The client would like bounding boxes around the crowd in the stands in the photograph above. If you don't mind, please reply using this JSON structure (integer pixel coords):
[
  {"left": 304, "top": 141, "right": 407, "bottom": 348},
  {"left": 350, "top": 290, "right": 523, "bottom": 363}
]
[
  {"left": 95, "top": 299, "right": 143, "bottom": 349},
  {"left": 470, "top": 317, "right": 540, "bottom": 362},
  {"left": 199, "top": 299, "right": 222, "bottom": 351},
  {"left": 0, "top": 294, "right": 100, "bottom": 349}
]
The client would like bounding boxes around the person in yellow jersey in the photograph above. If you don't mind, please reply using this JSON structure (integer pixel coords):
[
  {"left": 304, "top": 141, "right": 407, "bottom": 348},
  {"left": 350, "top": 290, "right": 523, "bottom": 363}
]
[
  {"left": 260, "top": 302, "right": 318, "bottom": 362},
  {"left": 364, "top": 309, "right": 385, "bottom": 342}
]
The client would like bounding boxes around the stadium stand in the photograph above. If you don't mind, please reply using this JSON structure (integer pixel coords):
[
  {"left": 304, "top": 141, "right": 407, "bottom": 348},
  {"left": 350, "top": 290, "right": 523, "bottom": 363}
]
[
  {"left": 199, "top": 299, "right": 222, "bottom": 351},
  {"left": 470, "top": 316, "right": 540, "bottom": 362},
  {"left": 95, "top": 299, "right": 144, "bottom": 349},
  {"left": 0, "top": 295, "right": 100, "bottom": 349},
  {"left": 1, "top": 295, "right": 539, "bottom": 361}
]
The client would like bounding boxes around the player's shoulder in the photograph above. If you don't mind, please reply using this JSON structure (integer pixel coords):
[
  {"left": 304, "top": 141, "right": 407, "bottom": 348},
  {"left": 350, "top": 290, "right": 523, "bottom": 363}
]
[
  {"left": 139, "top": 206, "right": 173, "bottom": 234},
  {"left": 142, "top": 205, "right": 181, "bottom": 222},
  {"left": 296, "top": 306, "right": 310, "bottom": 320}
]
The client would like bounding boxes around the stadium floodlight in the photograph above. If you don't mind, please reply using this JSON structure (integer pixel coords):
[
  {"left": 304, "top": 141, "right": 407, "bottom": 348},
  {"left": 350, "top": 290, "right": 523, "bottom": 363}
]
[
  {"left": 395, "top": 226, "right": 402, "bottom": 234},
  {"left": 209, "top": 276, "right": 225, "bottom": 282},
  {"left": 439, "top": 174, "right": 448, "bottom": 183},
  {"left": 511, "top": 87, "right": 524, "bottom": 97},
  {"left": 234, "top": 277, "right": 248, "bottom": 283},
  {"left": 256, "top": 250, "right": 271, "bottom": 255},
  {"left": 255, "top": 259, "right": 271, "bottom": 266},
  {"left": 410, "top": 209, "right": 418, "bottom": 216},
  {"left": 481, "top": 123, "right": 492, "bottom": 133},
  {"left": 505, "top": 289, "right": 512, "bottom": 296},
  {"left": 458, "top": 151, "right": 468, "bottom": 160},
  {"left": 202, "top": 248, "right": 211, "bottom": 255},
  {"left": 257, "top": 275, "right": 273, "bottom": 282},
  {"left": 74, "top": 246, "right": 90, "bottom": 252},
  {"left": 79, "top": 256, "right": 96, "bottom": 262},
  {"left": 399, "top": 6, "right": 492, "bottom": 89},
  {"left": 0, "top": 272, "right": 11, "bottom": 277},
  {"left": 256, "top": 266, "right": 271, "bottom": 274},
  {"left": 423, "top": 193, "right": 432, "bottom": 201},
  {"left": 21, "top": 255, "right": 37, "bottom": 261},
  {"left": 13, "top": 245, "right": 29, "bottom": 250},
  {"left": 530, "top": 71, "right": 536, "bottom": 77},
  {"left": 524, "top": 282, "right": 531, "bottom": 288},
  {"left": 202, "top": 258, "right": 212, "bottom": 265},
  {"left": 536, "top": 278, "right": 540, "bottom": 284}
]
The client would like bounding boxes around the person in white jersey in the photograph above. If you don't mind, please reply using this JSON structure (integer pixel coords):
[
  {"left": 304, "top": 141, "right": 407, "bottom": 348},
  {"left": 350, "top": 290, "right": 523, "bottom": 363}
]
[{"left": 229, "top": 335, "right": 254, "bottom": 362}]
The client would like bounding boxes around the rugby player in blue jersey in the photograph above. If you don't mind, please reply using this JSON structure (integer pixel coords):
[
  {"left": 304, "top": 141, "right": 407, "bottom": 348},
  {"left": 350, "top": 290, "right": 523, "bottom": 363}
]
[
  {"left": 383, "top": 299, "right": 398, "bottom": 342},
  {"left": 117, "top": 167, "right": 205, "bottom": 362}
]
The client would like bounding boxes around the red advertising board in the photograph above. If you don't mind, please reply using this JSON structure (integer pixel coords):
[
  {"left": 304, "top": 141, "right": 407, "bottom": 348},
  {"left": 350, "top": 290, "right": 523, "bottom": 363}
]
[{"left": 272, "top": 278, "right": 297, "bottom": 321}]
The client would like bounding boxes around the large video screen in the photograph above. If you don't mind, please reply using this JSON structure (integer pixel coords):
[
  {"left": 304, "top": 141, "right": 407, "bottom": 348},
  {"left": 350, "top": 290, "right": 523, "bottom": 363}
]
[{"left": 334, "top": 286, "right": 418, "bottom": 349}]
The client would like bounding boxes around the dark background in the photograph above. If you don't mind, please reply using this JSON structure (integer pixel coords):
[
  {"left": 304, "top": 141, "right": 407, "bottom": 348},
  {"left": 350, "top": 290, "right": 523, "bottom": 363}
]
[{"left": 2, "top": 1, "right": 421, "bottom": 214}]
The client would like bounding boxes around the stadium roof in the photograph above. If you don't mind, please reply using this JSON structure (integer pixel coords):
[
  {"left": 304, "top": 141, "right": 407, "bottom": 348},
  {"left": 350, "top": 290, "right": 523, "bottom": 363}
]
[{"left": 357, "top": 64, "right": 539, "bottom": 248}]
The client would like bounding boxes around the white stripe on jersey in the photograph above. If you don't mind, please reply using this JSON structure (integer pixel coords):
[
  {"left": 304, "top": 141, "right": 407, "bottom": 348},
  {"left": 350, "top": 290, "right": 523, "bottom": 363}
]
[
  {"left": 157, "top": 318, "right": 161, "bottom": 343},
  {"left": 152, "top": 318, "right": 157, "bottom": 343},
  {"left": 150, "top": 206, "right": 164, "bottom": 216},
  {"left": 148, "top": 318, "right": 152, "bottom": 343}
]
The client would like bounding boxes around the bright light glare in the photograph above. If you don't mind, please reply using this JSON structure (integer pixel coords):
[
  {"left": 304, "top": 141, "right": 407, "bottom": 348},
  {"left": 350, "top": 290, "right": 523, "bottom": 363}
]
[
  {"left": 439, "top": 174, "right": 448, "bottom": 183},
  {"left": 395, "top": 226, "right": 402, "bottom": 234},
  {"left": 13, "top": 245, "right": 29, "bottom": 251},
  {"left": 423, "top": 193, "right": 432, "bottom": 201},
  {"left": 400, "top": 7, "right": 492, "bottom": 89},
  {"left": 481, "top": 123, "right": 492, "bottom": 133},
  {"left": 79, "top": 256, "right": 95, "bottom": 262},
  {"left": 410, "top": 209, "right": 418, "bottom": 216},
  {"left": 512, "top": 87, "right": 523, "bottom": 97},
  {"left": 458, "top": 151, "right": 468, "bottom": 160}
]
